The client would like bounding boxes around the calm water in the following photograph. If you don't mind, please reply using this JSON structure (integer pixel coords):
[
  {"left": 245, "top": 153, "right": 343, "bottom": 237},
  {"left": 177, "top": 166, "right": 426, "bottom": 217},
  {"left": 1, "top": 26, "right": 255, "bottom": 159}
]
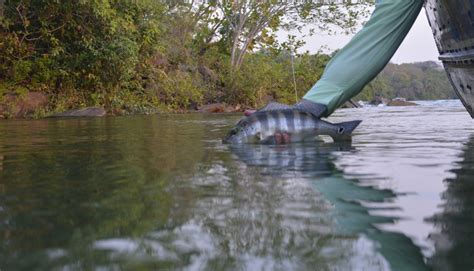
[{"left": 0, "top": 101, "right": 473, "bottom": 271}]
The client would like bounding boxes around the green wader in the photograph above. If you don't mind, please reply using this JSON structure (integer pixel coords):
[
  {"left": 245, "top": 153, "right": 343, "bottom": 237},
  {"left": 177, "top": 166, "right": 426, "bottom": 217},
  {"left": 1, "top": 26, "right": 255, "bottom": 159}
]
[{"left": 303, "top": 0, "right": 424, "bottom": 117}]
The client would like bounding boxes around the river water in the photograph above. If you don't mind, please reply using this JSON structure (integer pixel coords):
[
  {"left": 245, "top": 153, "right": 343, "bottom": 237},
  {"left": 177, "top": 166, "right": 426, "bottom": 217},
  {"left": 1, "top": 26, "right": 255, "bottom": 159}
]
[{"left": 0, "top": 100, "right": 473, "bottom": 271}]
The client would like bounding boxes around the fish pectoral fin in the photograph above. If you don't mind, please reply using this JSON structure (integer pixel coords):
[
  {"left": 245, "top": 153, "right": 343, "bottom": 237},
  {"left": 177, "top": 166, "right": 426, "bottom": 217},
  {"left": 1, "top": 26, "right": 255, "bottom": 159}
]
[{"left": 259, "top": 133, "right": 295, "bottom": 145}]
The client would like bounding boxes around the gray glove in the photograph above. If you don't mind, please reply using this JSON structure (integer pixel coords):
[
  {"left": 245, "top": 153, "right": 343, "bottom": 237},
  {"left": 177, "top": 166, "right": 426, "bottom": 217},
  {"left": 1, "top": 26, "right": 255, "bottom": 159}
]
[{"left": 257, "top": 99, "right": 328, "bottom": 118}]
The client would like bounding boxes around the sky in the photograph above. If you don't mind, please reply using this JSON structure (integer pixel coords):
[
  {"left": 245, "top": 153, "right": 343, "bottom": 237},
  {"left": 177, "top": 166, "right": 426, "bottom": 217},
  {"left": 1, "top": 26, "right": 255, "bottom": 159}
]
[{"left": 285, "top": 9, "right": 440, "bottom": 64}]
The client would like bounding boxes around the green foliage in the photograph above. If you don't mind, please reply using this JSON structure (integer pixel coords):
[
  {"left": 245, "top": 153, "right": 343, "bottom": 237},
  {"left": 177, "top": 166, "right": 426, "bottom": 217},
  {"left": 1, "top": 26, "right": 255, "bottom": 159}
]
[
  {"left": 357, "top": 62, "right": 456, "bottom": 101},
  {"left": 215, "top": 50, "right": 330, "bottom": 108},
  {"left": 151, "top": 70, "right": 205, "bottom": 111},
  {"left": 2, "top": 0, "right": 450, "bottom": 115},
  {"left": 1, "top": 0, "right": 165, "bottom": 111}
]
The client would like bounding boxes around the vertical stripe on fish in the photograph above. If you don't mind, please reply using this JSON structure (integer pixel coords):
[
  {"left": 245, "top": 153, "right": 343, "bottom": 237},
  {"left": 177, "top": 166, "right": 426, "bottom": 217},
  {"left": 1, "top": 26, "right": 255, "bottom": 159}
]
[
  {"left": 284, "top": 111, "right": 295, "bottom": 133},
  {"left": 257, "top": 113, "right": 269, "bottom": 136},
  {"left": 278, "top": 112, "right": 289, "bottom": 132},
  {"left": 293, "top": 111, "right": 302, "bottom": 130},
  {"left": 270, "top": 112, "right": 280, "bottom": 132}
]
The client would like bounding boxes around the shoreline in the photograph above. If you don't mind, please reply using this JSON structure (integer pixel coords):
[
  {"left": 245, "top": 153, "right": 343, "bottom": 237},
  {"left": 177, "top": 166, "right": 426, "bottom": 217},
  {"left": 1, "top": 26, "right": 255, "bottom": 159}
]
[{"left": 2, "top": 92, "right": 458, "bottom": 120}]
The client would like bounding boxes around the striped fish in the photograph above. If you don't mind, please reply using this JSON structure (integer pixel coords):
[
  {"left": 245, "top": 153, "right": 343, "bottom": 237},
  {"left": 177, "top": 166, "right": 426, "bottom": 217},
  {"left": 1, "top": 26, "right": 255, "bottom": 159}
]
[{"left": 223, "top": 109, "right": 361, "bottom": 144}]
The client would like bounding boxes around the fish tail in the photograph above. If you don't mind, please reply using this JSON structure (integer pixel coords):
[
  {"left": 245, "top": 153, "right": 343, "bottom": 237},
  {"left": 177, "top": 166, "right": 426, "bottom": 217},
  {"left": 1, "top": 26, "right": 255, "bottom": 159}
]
[{"left": 331, "top": 120, "right": 362, "bottom": 142}]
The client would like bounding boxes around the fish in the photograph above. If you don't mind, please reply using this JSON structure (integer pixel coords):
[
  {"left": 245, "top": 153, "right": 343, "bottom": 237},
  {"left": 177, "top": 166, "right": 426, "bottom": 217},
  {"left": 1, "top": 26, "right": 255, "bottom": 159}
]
[{"left": 222, "top": 109, "right": 362, "bottom": 144}]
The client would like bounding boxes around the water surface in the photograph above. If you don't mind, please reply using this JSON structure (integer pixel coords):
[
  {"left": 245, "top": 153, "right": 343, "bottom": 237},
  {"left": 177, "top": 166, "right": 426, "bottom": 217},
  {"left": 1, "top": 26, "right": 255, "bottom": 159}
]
[{"left": 0, "top": 101, "right": 473, "bottom": 270}]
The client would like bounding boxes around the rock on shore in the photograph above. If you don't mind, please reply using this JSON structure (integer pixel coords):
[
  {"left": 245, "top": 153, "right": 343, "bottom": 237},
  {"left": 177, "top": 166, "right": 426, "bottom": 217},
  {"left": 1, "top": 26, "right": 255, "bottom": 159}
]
[
  {"left": 0, "top": 92, "right": 48, "bottom": 118},
  {"left": 50, "top": 107, "right": 107, "bottom": 117},
  {"left": 198, "top": 103, "right": 239, "bottom": 113},
  {"left": 368, "top": 96, "right": 418, "bottom": 107}
]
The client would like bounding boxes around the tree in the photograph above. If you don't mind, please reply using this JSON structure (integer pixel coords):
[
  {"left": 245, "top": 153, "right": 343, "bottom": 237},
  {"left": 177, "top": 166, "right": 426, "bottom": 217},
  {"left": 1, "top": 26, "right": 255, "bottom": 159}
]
[
  {"left": 215, "top": 0, "right": 373, "bottom": 73},
  {"left": 0, "top": 0, "right": 165, "bottom": 108},
  {"left": 357, "top": 62, "right": 455, "bottom": 101},
  {"left": 0, "top": 0, "right": 376, "bottom": 114}
]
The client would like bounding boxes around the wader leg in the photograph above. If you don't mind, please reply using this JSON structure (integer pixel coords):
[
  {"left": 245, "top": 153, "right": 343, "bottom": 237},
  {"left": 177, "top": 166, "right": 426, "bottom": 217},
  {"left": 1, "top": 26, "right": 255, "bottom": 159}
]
[{"left": 303, "top": 0, "right": 424, "bottom": 117}]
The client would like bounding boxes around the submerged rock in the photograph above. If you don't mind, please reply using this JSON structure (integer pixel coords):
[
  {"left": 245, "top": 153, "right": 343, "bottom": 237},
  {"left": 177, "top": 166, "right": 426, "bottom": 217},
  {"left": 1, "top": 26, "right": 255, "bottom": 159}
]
[
  {"left": 51, "top": 107, "right": 106, "bottom": 117},
  {"left": 0, "top": 92, "right": 48, "bottom": 118},
  {"left": 387, "top": 99, "right": 418, "bottom": 106}
]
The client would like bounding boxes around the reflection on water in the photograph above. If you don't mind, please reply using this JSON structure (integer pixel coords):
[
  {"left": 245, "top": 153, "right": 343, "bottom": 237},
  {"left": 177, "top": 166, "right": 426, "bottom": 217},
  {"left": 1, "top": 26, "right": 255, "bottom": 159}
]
[
  {"left": 230, "top": 143, "right": 427, "bottom": 271},
  {"left": 428, "top": 136, "right": 474, "bottom": 271},
  {"left": 0, "top": 104, "right": 473, "bottom": 270}
]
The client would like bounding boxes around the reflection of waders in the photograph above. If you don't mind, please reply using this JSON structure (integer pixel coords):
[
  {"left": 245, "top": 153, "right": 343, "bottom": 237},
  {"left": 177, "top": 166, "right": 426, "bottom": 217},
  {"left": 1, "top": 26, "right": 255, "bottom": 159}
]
[{"left": 304, "top": 0, "right": 424, "bottom": 117}]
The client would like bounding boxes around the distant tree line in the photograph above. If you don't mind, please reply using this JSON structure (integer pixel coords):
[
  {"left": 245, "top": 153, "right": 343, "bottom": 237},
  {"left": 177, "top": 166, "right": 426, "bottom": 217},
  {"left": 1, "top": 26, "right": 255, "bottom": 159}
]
[{"left": 357, "top": 61, "right": 456, "bottom": 102}]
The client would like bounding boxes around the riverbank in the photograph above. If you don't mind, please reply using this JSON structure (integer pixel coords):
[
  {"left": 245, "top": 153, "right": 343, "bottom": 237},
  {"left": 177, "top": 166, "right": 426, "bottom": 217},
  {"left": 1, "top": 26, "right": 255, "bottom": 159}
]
[
  {"left": 0, "top": 59, "right": 454, "bottom": 120},
  {"left": 1, "top": 1, "right": 455, "bottom": 120},
  {"left": 0, "top": 91, "right": 248, "bottom": 119},
  {"left": 0, "top": 90, "right": 426, "bottom": 120}
]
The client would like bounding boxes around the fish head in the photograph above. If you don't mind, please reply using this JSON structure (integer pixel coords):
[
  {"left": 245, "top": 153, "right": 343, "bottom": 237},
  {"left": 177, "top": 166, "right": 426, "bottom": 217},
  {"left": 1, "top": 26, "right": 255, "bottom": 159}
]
[
  {"left": 223, "top": 125, "right": 248, "bottom": 144},
  {"left": 223, "top": 117, "right": 261, "bottom": 144}
]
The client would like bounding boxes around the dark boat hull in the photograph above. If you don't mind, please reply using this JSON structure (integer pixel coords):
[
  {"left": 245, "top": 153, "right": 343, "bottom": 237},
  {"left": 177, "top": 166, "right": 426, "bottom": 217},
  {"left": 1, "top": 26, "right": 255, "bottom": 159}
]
[{"left": 425, "top": 0, "right": 474, "bottom": 117}]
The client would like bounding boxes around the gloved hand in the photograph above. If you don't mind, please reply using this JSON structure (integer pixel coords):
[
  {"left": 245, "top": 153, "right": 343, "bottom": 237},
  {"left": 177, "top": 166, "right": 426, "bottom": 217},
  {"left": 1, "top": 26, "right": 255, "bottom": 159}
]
[{"left": 245, "top": 99, "right": 328, "bottom": 117}]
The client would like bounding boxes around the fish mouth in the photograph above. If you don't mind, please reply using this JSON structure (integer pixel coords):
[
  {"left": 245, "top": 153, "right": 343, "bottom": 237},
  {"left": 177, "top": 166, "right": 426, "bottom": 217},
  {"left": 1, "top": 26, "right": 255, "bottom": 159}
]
[
  {"left": 222, "top": 129, "right": 248, "bottom": 144},
  {"left": 222, "top": 137, "right": 240, "bottom": 144},
  {"left": 222, "top": 136, "right": 231, "bottom": 144},
  {"left": 222, "top": 133, "right": 233, "bottom": 144},
  {"left": 222, "top": 132, "right": 238, "bottom": 144}
]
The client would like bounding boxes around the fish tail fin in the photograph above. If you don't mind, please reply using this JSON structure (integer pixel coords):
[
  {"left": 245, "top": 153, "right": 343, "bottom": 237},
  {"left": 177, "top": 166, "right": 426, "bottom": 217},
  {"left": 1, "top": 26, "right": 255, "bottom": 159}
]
[{"left": 331, "top": 120, "right": 362, "bottom": 142}]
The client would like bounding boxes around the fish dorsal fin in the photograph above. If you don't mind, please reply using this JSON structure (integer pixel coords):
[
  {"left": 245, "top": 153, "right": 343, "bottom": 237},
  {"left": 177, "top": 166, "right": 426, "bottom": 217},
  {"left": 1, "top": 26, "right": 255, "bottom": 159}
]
[
  {"left": 257, "top": 100, "right": 328, "bottom": 118},
  {"left": 258, "top": 102, "right": 292, "bottom": 112}
]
